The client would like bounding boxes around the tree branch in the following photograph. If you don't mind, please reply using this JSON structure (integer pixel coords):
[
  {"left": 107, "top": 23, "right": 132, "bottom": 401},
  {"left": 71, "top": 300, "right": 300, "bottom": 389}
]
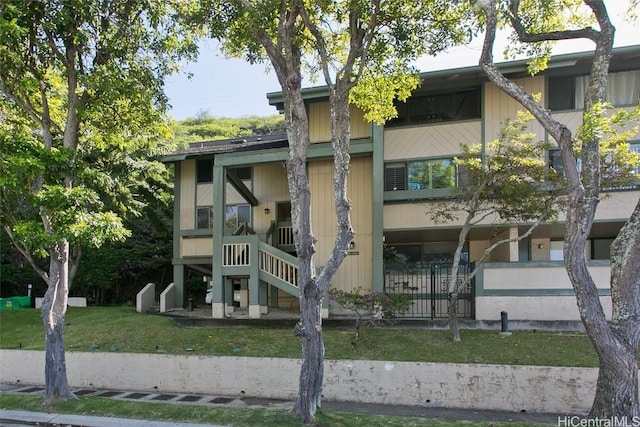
[
  {"left": 3, "top": 225, "right": 49, "bottom": 283},
  {"left": 477, "top": 0, "right": 581, "bottom": 190},
  {"left": 508, "top": 0, "right": 599, "bottom": 43}
]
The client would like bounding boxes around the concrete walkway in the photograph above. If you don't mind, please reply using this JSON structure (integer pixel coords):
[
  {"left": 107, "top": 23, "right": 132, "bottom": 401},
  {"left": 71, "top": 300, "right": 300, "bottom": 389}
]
[
  {"left": 0, "top": 409, "right": 228, "bottom": 427},
  {"left": 0, "top": 382, "right": 561, "bottom": 426}
]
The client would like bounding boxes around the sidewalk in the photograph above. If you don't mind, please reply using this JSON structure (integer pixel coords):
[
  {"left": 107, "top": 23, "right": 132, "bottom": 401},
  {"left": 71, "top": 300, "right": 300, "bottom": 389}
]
[
  {"left": 0, "top": 409, "right": 228, "bottom": 427},
  {"left": 0, "top": 382, "right": 561, "bottom": 426}
]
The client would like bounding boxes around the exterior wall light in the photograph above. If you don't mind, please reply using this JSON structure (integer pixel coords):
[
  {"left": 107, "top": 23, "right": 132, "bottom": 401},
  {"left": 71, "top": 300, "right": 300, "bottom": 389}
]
[{"left": 264, "top": 208, "right": 270, "bottom": 214}]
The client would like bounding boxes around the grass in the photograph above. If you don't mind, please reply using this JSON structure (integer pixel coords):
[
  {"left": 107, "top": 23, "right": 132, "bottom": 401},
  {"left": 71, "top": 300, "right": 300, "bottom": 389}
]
[
  {"left": 0, "top": 306, "right": 605, "bottom": 367},
  {"left": 0, "top": 394, "right": 553, "bottom": 426}
]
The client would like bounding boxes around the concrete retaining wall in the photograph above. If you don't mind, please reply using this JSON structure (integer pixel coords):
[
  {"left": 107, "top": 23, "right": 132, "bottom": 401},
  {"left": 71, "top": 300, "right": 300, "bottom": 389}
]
[
  {"left": 136, "top": 283, "right": 155, "bottom": 313},
  {"left": 160, "top": 283, "right": 175, "bottom": 313},
  {"left": 35, "top": 297, "right": 87, "bottom": 309},
  {"left": 2, "top": 350, "right": 631, "bottom": 414}
]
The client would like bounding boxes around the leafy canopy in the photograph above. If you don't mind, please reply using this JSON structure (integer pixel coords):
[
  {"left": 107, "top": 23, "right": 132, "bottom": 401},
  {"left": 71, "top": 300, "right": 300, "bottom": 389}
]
[
  {"left": 0, "top": 0, "right": 198, "bottom": 262},
  {"left": 189, "top": 0, "right": 478, "bottom": 124}
]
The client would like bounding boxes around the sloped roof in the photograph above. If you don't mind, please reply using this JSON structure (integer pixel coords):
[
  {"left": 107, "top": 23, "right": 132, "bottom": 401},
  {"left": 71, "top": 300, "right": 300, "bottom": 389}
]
[
  {"left": 266, "top": 44, "right": 640, "bottom": 110},
  {"left": 162, "top": 133, "right": 288, "bottom": 162}
]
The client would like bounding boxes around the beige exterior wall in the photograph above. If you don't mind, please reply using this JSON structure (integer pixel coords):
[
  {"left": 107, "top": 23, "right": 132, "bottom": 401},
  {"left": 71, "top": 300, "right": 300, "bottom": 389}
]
[
  {"left": 476, "top": 264, "right": 612, "bottom": 321},
  {"left": 383, "top": 203, "right": 504, "bottom": 230},
  {"left": 489, "top": 228, "right": 516, "bottom": 262},
  {"left": 483, "top": 76, "right": 546, "bottom": 142},
  {"left": 309, "top": 156, "right": 373, "bottom": 291},
  {"left": 196, "top": 183, "right": 213, "bottom": 206},
  {"left": 384, "top": 120, "right": 481, "bottom": 160},
  {"left": 252, "top": 163, "right": 290, "bottom": 233},
  {"left": 550, "top": 106, "right": 639, "bottom": 141},
  {"left": 276, "top": 293, "right": 299, "bottom": 310},
  {"left": 308, "top": 101, "right": 371, "bottom": 143},
  {"left": 483, "top": 264, "right": 610, "bottom": 291},
  {"left": 180, "top": 160, "right": 196, "bottom": 230},
  {"left": 182, "top": 237, "right": 213, "bottom": 257},
  {"left": 476, "top": 295, "right": 612, "bottom": 321},
  {"left": 594, "top": 190, "right": 640, "bottom": 221}
]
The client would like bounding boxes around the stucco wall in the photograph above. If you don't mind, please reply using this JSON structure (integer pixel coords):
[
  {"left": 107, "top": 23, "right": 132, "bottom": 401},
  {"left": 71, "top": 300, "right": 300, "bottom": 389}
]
[
  {"left": 476, "top": 263, "right": 612, "bottom": 321},
  {"left": 3, "top": 350, "right": 635, "bottom": 414},
  {"left": 476, "top": 295, "right": 612, "bottom": 321}
]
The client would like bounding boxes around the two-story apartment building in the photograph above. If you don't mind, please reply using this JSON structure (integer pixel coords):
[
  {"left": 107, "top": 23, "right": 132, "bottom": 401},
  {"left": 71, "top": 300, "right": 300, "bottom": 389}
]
[{"left": 162, "top": 45, "right": 640, "bottom": 321}]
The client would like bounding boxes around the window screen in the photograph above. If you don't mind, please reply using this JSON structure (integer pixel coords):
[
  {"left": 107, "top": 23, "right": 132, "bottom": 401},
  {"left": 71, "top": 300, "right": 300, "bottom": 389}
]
[{"left": 385, "top": 164, "right": 407, "bottom": 191}]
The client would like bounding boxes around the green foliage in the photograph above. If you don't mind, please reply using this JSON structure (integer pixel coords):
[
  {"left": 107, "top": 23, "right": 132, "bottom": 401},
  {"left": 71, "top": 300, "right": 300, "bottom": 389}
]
[
  {"left": 576, "top": 101, "right": 640, "bottom": 188},
  {"left": 0, "top": 231, "right": 46, "bottom": 298},
  {"left": 0, "top": 0, "right": 196, "bottom": 283},
  {"left": 172, "top": 114, "right": 286, "bottom": 144},
  {"left": 329, "top": 287, "right": 411, "bottom": 342},
  {"left": 431, "top": 110, "right": 562, "bottom": 226},
  {"left": 191, "top": 0, "right": 477, "bottom": 125},
  {"left": 72, "top": 220, "right": 172, "bottom": 305},
  {"left": 497, "top": 0, "right": 594, "bottom": 75}
]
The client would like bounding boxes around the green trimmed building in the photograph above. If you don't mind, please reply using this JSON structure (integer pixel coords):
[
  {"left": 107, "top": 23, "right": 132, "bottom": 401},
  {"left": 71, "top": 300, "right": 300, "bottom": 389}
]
[{"left": 162, "top": 45, "right": 640, "bottom": 321}]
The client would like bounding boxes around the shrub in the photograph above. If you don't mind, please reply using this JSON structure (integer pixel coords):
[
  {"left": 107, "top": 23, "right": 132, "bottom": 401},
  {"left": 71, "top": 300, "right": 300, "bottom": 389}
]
[{"left": 329, "top": 287, "right": 410, "bottom": 342}]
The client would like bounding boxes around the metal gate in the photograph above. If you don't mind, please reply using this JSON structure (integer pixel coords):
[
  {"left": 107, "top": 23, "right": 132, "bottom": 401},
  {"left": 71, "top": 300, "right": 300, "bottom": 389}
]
[{"left": 383, "top": 263, "right": 475, "bottom": 319}]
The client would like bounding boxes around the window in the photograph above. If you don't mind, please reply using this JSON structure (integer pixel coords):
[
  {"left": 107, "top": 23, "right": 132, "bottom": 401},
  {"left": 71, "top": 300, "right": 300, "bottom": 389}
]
[
  {"left": 387, "top": 242, "right": 468, "bottom": 269},
  {"left": 547, "top": 76, "right": 575, "bottom": 111},
  {"left": 385, "top": 158, "right": 456, "bottom": 191},
  {"left": 592, "top": 238, "right": 614, "bottom": 260},
  {"left": 408, "top": 159, "right": 456, "bottom": 189},
  {"left": 550, "top": 143, "right": 639, "bottom": 189},
  {"left": 387, "top": 87, "right": 481, "bottom": 127},
  {"left": 232, "top": 167, "right": 252, "bottom": 180},
  {"left": 549, "top": 241, "right": 564, "bottom": 261},
  {"left": 631, "top": 143, "right": 640, "bottom": 175},
  {"left": 197, "top": 206, "right": 213, "bottom": 229},
  {"left": 548, "top": 70, "right": 640, "bottom": 111},
  {"left": 225, "top": 204, "right": 251, "bottom": 228},
  {"left": 197, "top": 159, "right": 213, "bottom": 183},
  {"left": 384, "top": 163, "right": 407, "bottom": 191},
  {"left": 548, "top": 149, "right": 564, "bottom": 175}
]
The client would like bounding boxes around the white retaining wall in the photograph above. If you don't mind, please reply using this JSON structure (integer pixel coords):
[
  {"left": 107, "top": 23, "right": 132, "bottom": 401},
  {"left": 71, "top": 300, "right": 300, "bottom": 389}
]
[
  {"left": 2, "top": 350, "right": 633, "bottom": 414},
  {"left": 136, "top": 283, "right": 155, "bottom": 314},
  {"left": 35, "top": 297, "right": 87, "bottom": 309},
  {"left": 160, "top": 283, "right": 175, "bottom": 313}
]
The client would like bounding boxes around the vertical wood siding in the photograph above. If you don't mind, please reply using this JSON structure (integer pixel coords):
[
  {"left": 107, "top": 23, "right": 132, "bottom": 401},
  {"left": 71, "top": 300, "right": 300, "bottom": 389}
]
[
  {"left": 309, "top": 101, "right": 371, "bottom": 143},
  {"left": 483, "top": 76, "right": 546, "bottom": 143},
  {"left": 180, "top": 159, "right": 196, "bottom": 230},
  {"left": 309, "top": 156, "right": 373, "bottom": 291}
]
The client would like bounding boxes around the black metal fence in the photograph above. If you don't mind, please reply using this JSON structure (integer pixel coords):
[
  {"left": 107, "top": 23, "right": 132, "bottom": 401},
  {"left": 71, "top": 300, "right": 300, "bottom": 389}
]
[{"left": 383, "top": 263, "right": 475, "bottom": 319}]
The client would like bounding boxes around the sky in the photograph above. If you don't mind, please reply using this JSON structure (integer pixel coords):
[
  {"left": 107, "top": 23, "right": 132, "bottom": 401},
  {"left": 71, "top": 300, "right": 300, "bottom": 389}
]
[{"left": 163, "top": 2, "right": 639, "bottom": 121}]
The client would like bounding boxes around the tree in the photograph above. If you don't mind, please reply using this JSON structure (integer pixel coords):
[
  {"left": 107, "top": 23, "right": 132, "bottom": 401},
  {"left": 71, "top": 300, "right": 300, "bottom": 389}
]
[
  {"left": 172, "top": 114, "right": 286, "bottom": 144},
  {"left": 474, "top": 0, "right": 640, "bottom": 418},
  {"left": 430, "top": 111, "right": 564, "bottom": 342},
  {"left": 0, "top": 0, "right": 197, "bottom": 402},
  {"left": 192, "top": 0, "right": 474, "bottom": 422}
]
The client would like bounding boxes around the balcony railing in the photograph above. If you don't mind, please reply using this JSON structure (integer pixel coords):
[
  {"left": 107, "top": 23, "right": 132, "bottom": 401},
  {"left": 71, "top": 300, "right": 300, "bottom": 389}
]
[{"left": 221, "top": 236, "right": 300, "bottom": 294}]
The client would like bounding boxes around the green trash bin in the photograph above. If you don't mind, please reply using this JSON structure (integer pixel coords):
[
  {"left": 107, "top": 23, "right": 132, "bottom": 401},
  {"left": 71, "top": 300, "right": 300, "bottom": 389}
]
[{"left": 0, "top": 296, "right": 32, "bottom": 310}]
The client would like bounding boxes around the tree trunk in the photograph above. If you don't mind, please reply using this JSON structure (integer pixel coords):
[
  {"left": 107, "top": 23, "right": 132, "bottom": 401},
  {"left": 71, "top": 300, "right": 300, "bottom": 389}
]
[
  {"left": 591, "top": 343, "right": 640, "bottom": 418},
  {"left": 448, "top": 214, "right": 472, "bottom": 342},
  {"left": 41, "top": 239, "right": 75, "bottom": 402},
  {"left": 590, "top": 199, "right": 640, "bottom": 418},
  {"left": 294, "top": 286, "right": 324, "bottom": 423},
  {"left": 448, "top": 293, "right": 460, "bottom": 342},
  {"left": 476, "top": 1, "right": 640, "bottom": 417}
]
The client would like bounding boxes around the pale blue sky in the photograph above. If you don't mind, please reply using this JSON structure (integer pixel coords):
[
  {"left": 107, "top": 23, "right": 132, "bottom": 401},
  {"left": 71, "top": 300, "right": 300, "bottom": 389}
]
[{"left": 164, "top": 2, "right": 638, "bottom": 121}]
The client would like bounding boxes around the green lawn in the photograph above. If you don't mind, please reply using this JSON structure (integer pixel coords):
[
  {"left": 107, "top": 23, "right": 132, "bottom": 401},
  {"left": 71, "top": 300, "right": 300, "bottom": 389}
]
[
  {"left": 0, "top": 394, "right": 554, "bottom": 427},
  {"left": 0, "top": 306, "right": 604, "bottom": 367}
]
